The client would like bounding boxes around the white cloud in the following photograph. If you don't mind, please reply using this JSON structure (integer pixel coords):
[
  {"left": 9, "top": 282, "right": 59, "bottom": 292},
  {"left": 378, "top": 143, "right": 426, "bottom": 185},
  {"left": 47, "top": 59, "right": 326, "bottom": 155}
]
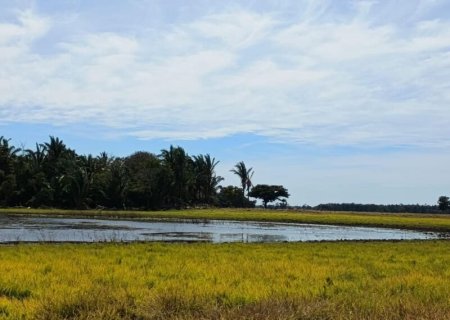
[
  {"left": 0, "top": 10, "right": 49, "bottom": 45},
  {"left": 189, "top": 11, "right": 276, "bottom": 49},
  {"left": 0, "top": 3, "right": 449, "bottom": 147}
]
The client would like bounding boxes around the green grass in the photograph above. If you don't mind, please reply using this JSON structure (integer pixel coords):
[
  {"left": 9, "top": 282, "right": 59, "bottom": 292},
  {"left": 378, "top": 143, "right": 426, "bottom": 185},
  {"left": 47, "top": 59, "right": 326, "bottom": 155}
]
[
  {"left": 0, "top": 241, "right": 449, "bottom": 319},
  {"left": 2, "top": 207, "right": 450, "bottom": 232}
]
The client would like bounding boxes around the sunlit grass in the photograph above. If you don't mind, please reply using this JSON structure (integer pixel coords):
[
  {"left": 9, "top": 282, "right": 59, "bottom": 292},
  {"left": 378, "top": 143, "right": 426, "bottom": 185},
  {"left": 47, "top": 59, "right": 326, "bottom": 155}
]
[
  {"left": 2, "top": 207, "right": 450, "bottom": 232},
  {"left": 0, "top": 241, "right": 449, "bottom": 319}
]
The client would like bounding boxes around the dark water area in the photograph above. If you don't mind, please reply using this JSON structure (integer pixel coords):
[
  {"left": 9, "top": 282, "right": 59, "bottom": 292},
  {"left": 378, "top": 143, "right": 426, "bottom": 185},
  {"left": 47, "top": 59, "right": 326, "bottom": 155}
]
[{"left": 0, "top": 216, "right": 447, "bottom": 243}]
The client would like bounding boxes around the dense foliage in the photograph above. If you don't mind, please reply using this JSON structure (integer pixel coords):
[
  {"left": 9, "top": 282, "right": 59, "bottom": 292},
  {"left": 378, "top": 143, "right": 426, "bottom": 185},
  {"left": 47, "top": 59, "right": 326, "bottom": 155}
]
[
  {"left": 248, "top": 184, "right": 289, "bottom": 208},
  {"left": 438, "top": 195, "right": 449, "bottom": 211},
  {"left": 0, "top": 136, "right": 257, "bottom": 210}
]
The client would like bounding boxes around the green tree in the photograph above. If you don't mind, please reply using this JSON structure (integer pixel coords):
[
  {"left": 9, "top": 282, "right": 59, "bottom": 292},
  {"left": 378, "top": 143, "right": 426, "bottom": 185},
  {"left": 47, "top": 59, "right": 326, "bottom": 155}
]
[
  {"left": 249, "top": 184, "right": 289, "bottom": 209},
  {"left": 230, "top": 161, "right": 253, "bottom": 201},
  {"left": 88, "top": 152, "right": 112, "bottom": 207},
  {"left": 105, "top": 157, "right": 128, "bottom": 209},
  {"left": 193, "top": 154, "right": 223, "bottom": 205},
  {"left": 0, "top": 136, "right": 20, "bottom": 206},
  {"left": 60, "top": 166, "right": 92, "bottom": 209},
  {"left": 125, "top": 151, "right": 168, "bottom": 209},
  {"left": 41, "top": 136, "right": 78, "bottom": 207},
  {"left": 23, "top": 143, "right": 57, "bottom": 207},
  {"left": 217, "top": 185, "right": 255, "bottom": 208},
  {"left": 438, "top": 196, "right": 449, "bottom": 211},
  {"left": 0, "top": 135, "right": 297, "bottom": 211},
  {"left": 26, "top": 143, "right": 46, "bottom": 172},
  {"left": 160, "top": 146, "right": 194, "bottom": 208}
]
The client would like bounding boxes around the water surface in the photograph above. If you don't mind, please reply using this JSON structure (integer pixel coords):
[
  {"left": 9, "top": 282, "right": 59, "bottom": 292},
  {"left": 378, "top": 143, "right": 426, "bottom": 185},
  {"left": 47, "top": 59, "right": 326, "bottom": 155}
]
[{"left": 0, "top": 215, "right": 446, "bottom": 243}]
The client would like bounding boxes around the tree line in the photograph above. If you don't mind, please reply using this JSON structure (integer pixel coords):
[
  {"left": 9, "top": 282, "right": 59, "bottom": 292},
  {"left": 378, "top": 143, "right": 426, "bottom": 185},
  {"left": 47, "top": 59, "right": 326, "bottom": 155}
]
[
  {"left": 0, "top": 136, "right": 289, "bottom": 210},
  {"left": 300, "top": 202, "right": 445, "bottom": 214}
]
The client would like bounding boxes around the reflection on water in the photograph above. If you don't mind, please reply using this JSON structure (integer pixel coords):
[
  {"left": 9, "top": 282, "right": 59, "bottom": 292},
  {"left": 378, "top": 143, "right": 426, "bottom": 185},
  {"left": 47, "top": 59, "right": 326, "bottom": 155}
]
[{"left": 0, "top": 215, "right": 447, "bottom": 243}]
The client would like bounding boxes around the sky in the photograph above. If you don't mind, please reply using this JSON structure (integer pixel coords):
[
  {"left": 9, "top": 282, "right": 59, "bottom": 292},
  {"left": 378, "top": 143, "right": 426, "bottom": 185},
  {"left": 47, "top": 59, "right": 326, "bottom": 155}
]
[{"left": 1, "top": 0, "right": 450, "bottom": 206}]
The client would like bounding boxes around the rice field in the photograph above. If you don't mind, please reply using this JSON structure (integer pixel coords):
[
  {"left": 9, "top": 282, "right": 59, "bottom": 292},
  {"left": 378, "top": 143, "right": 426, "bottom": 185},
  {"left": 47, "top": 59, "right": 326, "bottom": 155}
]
[{"left": 0, "top": 241, "right": 449, "bottom": 319}]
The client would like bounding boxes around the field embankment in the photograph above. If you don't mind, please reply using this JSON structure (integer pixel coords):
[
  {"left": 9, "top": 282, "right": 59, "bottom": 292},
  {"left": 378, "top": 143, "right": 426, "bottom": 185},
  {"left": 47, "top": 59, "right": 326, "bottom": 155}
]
[
  {"left": 0, "top": 241, "right": 449, "bottom": 319},
  {"left": 2, "top": 208, "right": 450, "bottom": 232}
]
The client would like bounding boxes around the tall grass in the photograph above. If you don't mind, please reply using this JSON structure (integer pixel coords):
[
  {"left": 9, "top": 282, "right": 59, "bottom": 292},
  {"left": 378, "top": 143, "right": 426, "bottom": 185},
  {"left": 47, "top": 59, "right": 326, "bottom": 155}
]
[{"left": 0, "top": 241, "right": 449, "bottom": 319}]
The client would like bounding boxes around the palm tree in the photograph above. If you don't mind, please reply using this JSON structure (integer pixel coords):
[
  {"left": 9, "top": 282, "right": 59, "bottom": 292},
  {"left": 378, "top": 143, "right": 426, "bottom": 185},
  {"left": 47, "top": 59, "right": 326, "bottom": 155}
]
[
  {"left": 230, "top": 161, "right": 253, "bottom": 199},
  {"left": 100, "top": 157, "right": 128, "bottom": 209},
  {"left": 160, "top": 146, "right": 193, "bottom": 207},
  {"left": 60, "top": 166, "right": 92, "bottom": 209},
  {"left": 26, "top": 143, "right": 46, "bottom": 172},
  {"left": 193, "top": 154, "right": 223, "bottom": 204},
  {"left": 0, "top": 136, "right": 20, "bottom": 175},
  {"left": 0, "top": 136, "right": 20, "bottom": 205},
  {"left": 43, "top": 136, "right": 67, "bottom": 163},
  {"left": 24, "top": 143, "right": 53, "bottom": 207},
  {"left": 41, "top": 136, "right": 77, "bottom": 207},
  {"left": 246, "top": 170, "right": 254, "bottom": 198}
]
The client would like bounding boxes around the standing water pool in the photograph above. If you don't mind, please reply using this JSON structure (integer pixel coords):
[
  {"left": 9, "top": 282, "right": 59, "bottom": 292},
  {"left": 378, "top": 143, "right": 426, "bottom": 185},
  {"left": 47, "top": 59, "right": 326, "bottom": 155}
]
[{"left": 0, "top": 215, "right": 447, "bottom": 243}]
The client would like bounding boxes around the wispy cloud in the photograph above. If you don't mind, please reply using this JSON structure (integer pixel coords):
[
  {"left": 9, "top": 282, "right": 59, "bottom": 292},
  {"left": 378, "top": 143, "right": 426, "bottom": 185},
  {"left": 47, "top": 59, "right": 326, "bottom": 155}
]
[{"left": 0, "top": 1, "right": 449, "bottom": 147}]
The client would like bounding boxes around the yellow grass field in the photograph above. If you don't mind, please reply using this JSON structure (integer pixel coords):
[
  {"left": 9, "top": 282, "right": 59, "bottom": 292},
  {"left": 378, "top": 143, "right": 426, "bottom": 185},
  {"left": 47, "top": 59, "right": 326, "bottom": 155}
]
[{"left": 0, "top": 241, "right": 450, "bottom": 319}]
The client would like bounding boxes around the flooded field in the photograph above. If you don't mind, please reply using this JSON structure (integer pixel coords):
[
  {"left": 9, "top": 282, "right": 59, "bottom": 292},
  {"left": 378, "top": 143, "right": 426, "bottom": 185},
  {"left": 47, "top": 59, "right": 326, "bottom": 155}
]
[{"left": 0, "top": 215, "right": 446, "bottom": 243}]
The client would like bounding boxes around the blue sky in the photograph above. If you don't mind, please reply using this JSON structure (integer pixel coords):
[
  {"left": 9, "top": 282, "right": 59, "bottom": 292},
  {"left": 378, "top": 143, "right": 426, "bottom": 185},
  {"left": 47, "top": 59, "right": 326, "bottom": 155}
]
[{"left": 1, "top": 0, "right": 450, "bottom": 205}]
